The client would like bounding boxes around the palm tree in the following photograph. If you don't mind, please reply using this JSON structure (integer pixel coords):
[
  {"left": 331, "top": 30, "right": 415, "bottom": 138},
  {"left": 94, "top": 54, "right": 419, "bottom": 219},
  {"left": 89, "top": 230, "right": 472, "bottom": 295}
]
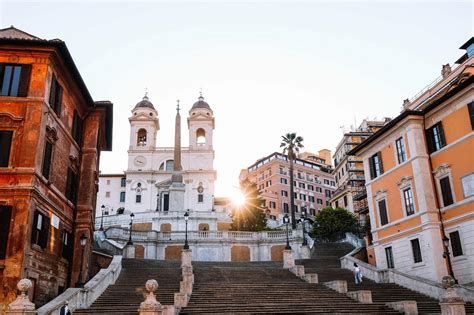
[{"left": 280, "top": 133, "right": 304, "bottom": 229}]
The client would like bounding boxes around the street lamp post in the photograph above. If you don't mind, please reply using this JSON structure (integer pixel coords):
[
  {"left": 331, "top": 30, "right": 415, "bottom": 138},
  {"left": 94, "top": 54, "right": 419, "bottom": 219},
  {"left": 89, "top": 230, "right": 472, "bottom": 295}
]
[
  {"left": 184, "top": 210, "right": 190, "bottom": 250},
  {"left": 76, "top": 233, "right": 87, "bottom": 288},
  {"left": 283, "top": 213, "right": 291, "bottom": 250},
  {"left": 301, "top": 207, "right": 308, "bottom": 246},
  {"left": 127, "top": 213, "right": 135, "bottom": 245},
  {"left": 100, "top": 205, "right": 105, "bottom": 231},
  {"left": 442, "top": 236, "right": 458, "bottom": 284}
]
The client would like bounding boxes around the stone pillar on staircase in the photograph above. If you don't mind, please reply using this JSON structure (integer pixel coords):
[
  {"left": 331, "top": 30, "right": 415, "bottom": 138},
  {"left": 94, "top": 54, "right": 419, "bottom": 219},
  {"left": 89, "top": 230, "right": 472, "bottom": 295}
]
[
  {"left": 124, "top": 244, "right": 135, "bottom": 258},
  {"left": 283, "top": 249, "right": 295, "bottom": 269},
  {"left": 439, "top": 287, "right": 466, "bottom": 315},
  {"left": 181, "top": 249, "right": 192, "bottom": 268},
  {"left": 6, "top": 279, "right": 36, "bottom": 315},
  {"left": 138, "top": 280, "right": 163, "bottom": 315},
  {"left": 300, "top": 245, "right": 311, "bottom": 259}
]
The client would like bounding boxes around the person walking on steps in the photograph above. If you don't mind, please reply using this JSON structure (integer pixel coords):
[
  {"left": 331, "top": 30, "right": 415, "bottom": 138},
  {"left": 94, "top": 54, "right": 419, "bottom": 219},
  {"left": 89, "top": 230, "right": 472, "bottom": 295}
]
[{"left": 354, "top": 263, "right": 362, "bottom": 284}]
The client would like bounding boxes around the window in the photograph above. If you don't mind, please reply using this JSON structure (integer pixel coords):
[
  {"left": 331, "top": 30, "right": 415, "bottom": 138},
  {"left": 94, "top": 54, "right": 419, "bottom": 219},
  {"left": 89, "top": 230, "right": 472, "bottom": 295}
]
[
  {"left": 136, "top": 194, "right": 142, "bottom": 203},
  {"left": 120, "top": 178, "right": 126, "bottom": 187},
  {"left": 120, "top": 191, "right": 126, "bottom": 203},
  {"left": 403, "top": 188, "right": 415, "bottom": 216},
  {"left": 65, "top": 168, "right": 79, "bottom": 203},
  {"left": 326, "top": 201, "right": 330, "bottom": 207},
  {"left": 0, "top": 206, "right": 12, "bottom": 259},
  {"left": 31, "top": 211, "right": 50, "bottom": 249},
  {"left": 325, "top": 190, "right": 332, "bottom": 198},
  {"left": 281, "top": 190, "right": 288, "bottom": 197},
  {"left": 159, "top": 160, "right": 174, "bottom": 171},
  {"left": 299, "top": 194, "right": 306, "bottom": 201},
  {"left": 293, "top": 181, "right": 297, "bottom": 187},
  {"left": 308, "top": 185, "right": 314, "bottom": 191},
  {"left": 439, "top": 177, "right": 454, "bottom": 207},
  {"left": 42, "top": 140, "right": 53, "bottom": 180},
  {"left": 196, "top": 128, "right": 206, "bottom": 145},
  {"left": 411, "top": 239, "right": 422, "bottom": 263},
  {"left": 299, "top": 182, "right": 305, "bottom": 189},
  {"left": 269, "top": 201, "right": 276, "bottom": 208},
  {"left": 0, "top": 130, "right": 13, "bottom": 167},
  {"left": 468, "top": 102, "right": 474, "bottom": 130},
  {"left": 369, "top": 152, "right": 384, "bottom": 179},
  {"left": 309, "top": 196, "right": 315, "bottom": 202},
  {"left": 294, "top": 193, "right": 298, "bottom": 200},
  {"left": 335, "top": 201, "right": 339, "bottom": 208},
  {"left": 283, "top": 203, "right": 289, "bottom": 213},
  {"left": 71, "top": 111, "right": 83, "bottom": 146},
  {"left": 378, "top": 199, "right": 389, "bottom": 226},
  {"left": 280, "top": 178, "right": 287, "bottom": 185},
  {"left": 316, "top": 187, "right": 322, "bottom": 193},
  {"left": 461, "top": 173, "right": 474, "bottom": 198},
  {"left": 0, "top": 63, "right": 31, "bottom": 97},
  {"left": 198, "top": 194, "right": 204, "bottom": 203},
  {"left": 385, "top": 247, "right": 395, "bottom": 268},
  {"left": 324, "top": 179, "right": 329, "bottom": 185},
  {"left": 61, "top": 231, "right": 73, "bottom": 261},
  {"left": 105, "top": 192, "right": 110, "bottom": 198},
  {"left": 49, "top": 76, "right": 63, "bottom": 117},
  {"left": 106, "top": 180, "right": 110, "bottom": 185},
  {"left": 137, "top": 128, "right": 147, "bottom": 146},
  {"left": 426, "top": 122, "right": 446, "bottom": 153},
  {"left": 395, "top": 137, "right": 406, "bottom": 163},
  {"left": 317, "top": 198, "right": 323, "bottom": 205},
  {"left": 343, "top": 195, "right": 348, "bottom": 207},
  {"left": 449, "top": 231, "right": 463, "bottom": 257}
]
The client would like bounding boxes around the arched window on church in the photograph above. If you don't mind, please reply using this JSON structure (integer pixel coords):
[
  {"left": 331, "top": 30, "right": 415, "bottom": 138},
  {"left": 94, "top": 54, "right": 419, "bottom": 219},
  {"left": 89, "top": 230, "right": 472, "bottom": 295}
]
[
  {"left": 196, "top": 128, "right": 206, "bottom": 145},
  {"left": 159, "top": 160, "right": 174, "bottom": 172},
  {"left": 137, "top": 129, "right": 147, "bottom": 146}
]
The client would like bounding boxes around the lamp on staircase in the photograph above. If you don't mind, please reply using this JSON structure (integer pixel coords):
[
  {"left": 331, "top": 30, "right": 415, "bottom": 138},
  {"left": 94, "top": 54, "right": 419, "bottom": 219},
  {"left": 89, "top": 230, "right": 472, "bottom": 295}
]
[
  {"left": 284, "top": 214, "right": 291, "bottom": 250},
  {"left": 76, "top": 233, "right": 88, "bottom": 288},
  {"left": 127, "top": 213, "right": 135, "bottom": 246},
  {"left": 184, "top": 210, "right": 190, "bottom": 249},
  {"left": 301, "top": 207, "right": 308, "bottom": 246}
]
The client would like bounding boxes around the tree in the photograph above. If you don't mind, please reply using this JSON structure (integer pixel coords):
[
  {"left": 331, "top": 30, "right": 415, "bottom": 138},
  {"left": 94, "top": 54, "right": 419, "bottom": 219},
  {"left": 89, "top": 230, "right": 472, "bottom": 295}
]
[
  {"left": 312, "top": 207, "right": 357, "bottom": 241},
  {"left": 280, "top": 133, "right": 304, "bottom": 229},
  {"left": 230, "top": 180, "right": 268, "bottom": 232}
]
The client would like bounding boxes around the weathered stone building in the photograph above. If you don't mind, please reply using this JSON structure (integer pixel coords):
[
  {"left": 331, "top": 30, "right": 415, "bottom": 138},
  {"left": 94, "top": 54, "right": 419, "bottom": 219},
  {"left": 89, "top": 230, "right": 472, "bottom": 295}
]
[{"left": 0, "top": 27, "right": 113, "bottom": 307}]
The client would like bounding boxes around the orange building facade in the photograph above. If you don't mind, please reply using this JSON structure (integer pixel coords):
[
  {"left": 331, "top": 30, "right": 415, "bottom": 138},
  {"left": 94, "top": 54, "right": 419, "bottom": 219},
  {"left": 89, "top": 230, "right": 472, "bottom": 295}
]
[
  {"left": 240, "top": 151, "right": 335, "bottom": 222},
  {"left": 0, "top": 27, "right": 112, "bottom": 307},
  {"left": 351, "top": 38, "right": 474, "bottom": 284}
]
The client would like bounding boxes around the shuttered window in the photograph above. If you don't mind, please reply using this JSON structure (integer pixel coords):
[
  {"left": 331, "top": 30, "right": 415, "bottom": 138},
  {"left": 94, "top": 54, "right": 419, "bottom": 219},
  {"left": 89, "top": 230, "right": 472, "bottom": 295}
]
[
  {"left": 0, "top": 63, "right": 31, "bottom": 97},
  {"left": 61, "top": 230, "right": 73, "bottom": 261},
  {"left": 65, "top": 168, "right": 79, "bottom": 203},
  {"left": 42, "top": 140, "right": 53, "bottom": 179},
  {"left": 0, "top": 130, "right": 13, "bottom": 167},
  {"left": 31, "top": 211, "right": 50, "bottom": 249},
  {"left": 403, "top": 187, "right": 415, "bottom": 216},
  {"left": 468, "top": 102, "right": 474, "bottom": 130},
  {"left": 49, "top": 76, "right": 63, "bottom": 117},
  {"left": 369, "top": 152, "right": 384, "bottom": 179},
  {"left": 120, "top": 191, "right": 126, "bottom": 202},
  {"left": 378, "top": 199, "right": 389, "bottom": 226},
  {"left": 71, "top": 111, "right": 84, "bottom": 146},
  {"left": 449, "top": 231, "right": 463, "bottom": 257},
  {"left": 426, "top": 122, "right": 446, "bottom": 153},
  {"left": 395, "top": 137, "right": 406, "bottom": 163},
  {"left": 411, "top": 238, "right": 422, "bottom": 263},
  {"left": 0, "top": 206, "right": 12, "bottom": 259},
  {"left": 385, "top": 247, "right": 394, "bottom": 268},
  {"left": 440, "top": 177, "right": 454, "bottom": 207}
]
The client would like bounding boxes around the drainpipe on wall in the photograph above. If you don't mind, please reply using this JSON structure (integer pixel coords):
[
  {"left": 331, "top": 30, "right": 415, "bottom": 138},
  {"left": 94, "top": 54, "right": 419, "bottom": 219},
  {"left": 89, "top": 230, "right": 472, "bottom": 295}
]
[{"left": 422, "top": 114, "right": 457, "bottom": 284}]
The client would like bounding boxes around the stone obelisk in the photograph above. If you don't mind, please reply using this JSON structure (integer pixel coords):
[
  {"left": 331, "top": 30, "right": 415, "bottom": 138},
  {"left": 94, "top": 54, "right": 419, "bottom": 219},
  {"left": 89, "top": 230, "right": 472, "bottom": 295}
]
[{"left": 169, "top": 100, "right": 186, "bottom": 212}]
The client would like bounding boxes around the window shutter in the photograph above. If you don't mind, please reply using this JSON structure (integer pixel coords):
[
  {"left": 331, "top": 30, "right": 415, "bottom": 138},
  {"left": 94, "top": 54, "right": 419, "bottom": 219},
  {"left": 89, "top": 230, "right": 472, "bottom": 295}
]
[
  {"left": 425, "top": 129, "right": 434, "bottom": 154},
  {"left": 438, "top": 123, "right": 446, "bottom": 147},
  {"left": 377, "top": 152, "right": 384, "bottom": 174},
  {"left": 49, "top": 77, "right": 57, "bottom": 108},
  {"left": 0, "top": 130, "right": 13, "bottom": 167},
  {"left": 55, "top": 87, "right": 63, "bottom": 117},
  {"left": 440, "top": 177, "right": 454, "bottom": 206},
  {"left": 0, "top": 206, "right": 12, "bottom": 259},
  {"left": 39, "top": 214, "right": 50, "bottom": 248},
  {"left": 468, "top": 102, "right": 474, "bottom": 130},
  {"left": 31, "top": 211, "right": 38, "bottom": 244},
  {"left": 369, "top": 157, "right": 375, "bottom": 180},
  {"left": 17, "top": 64, "right": 31, "bottom": 97}
]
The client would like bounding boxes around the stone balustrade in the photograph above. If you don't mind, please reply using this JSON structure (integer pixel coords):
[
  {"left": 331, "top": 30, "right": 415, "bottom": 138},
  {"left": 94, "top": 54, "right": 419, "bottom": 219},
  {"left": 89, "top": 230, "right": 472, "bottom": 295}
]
[{"left": 37, "top": 255, "right": 122, "bottom": 315}]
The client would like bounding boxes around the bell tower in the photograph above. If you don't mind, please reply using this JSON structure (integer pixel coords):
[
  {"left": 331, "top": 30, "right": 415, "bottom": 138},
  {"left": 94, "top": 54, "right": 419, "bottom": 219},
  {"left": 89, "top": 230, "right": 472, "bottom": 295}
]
[
  {"left": 129, "top": 94, "right": 159, "bottom": 151},
  {"left": 187, "top": 93, "right": 214, "bottom": 150}
]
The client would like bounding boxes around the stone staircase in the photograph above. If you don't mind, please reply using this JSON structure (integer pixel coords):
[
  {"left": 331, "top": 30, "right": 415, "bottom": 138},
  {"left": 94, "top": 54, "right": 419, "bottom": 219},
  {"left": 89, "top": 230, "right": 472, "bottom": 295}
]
[
  {"left": 74, "top": 259, "right": 181, "bottom": 315},
  {"left": 180, "top": 261, "right": 398, "bottom": 314},
  {"left": 297, "top": 242, "right": 474, "bottom": 315}
]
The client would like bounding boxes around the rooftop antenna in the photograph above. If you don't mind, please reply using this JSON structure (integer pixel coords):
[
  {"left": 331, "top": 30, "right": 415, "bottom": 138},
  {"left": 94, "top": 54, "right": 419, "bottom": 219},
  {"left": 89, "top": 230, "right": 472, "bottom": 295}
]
[
  {"left": 176, "top": 99, "right": 180, "bottom": 113},
  {"left": 144, "top": 87, "right": 148, "bottom": 99}
]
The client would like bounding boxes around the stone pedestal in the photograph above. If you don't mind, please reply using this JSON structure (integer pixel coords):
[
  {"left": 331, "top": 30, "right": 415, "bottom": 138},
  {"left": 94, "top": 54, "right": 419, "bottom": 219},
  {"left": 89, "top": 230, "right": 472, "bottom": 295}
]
[
  {"left": 169, "top": 183, "right": 185, "bottom": 211},
  {"left": 439, "top": 287, "right": 466, "bottom": 315},
  {"left": 6, "top": 279, "right": 36, "bottom": 315},
  {"left": 386, "top": 301, "right": 418, "bottom": 315},
  {"left": 181, "top": 249, "right": 192, "bottom": 268},
  {"left": 347, "top": 290, "right": 372, "bottom": 303},
  {"left": 138, "top": 280, "right": 163, "bottom": 315},
  {"left": 290, "top": 265, "right": 305, "bottom": 277},
  {"left": 300, "top": 245, "right": 311, "bottom": 259},
  {"left": 303, "top": 273, "right": 318, "bottom": 283},
  {"left": 124, "top": 244, "right": 135, "bottom": 258},
  {"left": 283, "top": 249, "right": 295, "bottom": 269},
  {"left": 324, "top": 280, "right": 348, "bottom": 294},
  {"left": 180, "top": 280, "right": 193, "bottom": 295},
  {"left": 174, "top": 292, "right": 188, "bottom": 308}
]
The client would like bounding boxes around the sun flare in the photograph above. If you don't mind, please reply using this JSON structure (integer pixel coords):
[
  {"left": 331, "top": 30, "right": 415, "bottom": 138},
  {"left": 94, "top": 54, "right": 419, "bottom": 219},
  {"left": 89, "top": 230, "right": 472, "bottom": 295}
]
[{"left": 231, "top": 190, "right": 247, "bottom": 207}]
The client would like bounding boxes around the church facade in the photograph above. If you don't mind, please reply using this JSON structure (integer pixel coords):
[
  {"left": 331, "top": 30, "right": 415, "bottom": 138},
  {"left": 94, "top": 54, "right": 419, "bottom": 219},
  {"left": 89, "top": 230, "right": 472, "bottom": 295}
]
[{"left": 96, "top": 94, "right": 232, "bottom": 232}]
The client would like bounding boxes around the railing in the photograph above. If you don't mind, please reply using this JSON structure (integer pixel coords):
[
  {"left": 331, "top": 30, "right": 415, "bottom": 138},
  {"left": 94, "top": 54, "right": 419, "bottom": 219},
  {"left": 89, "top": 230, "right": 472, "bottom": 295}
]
[
  {"left": 105, "top": 227, "right": 300, "bottom": 242},
  {"left": 353, "top": 190, "right": 367, "bottom": 201}
]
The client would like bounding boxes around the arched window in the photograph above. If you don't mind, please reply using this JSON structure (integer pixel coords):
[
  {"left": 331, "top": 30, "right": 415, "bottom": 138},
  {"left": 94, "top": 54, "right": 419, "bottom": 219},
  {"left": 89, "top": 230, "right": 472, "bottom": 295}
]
[
  {"left": 196, "top": 128, "right": 206, "bottom": 145},
  {"left": 159, "top": 160, "right": 174, "bottom": 171},
  {"left": 137, "top": 129, "right": 147, "bottom": 146}
]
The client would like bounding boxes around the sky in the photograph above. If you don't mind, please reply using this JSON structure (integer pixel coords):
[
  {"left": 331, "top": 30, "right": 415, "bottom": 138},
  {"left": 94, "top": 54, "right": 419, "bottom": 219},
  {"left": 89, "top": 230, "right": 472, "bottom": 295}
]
[{"left": 1, "top": 1, "right": 472, "bottom": 197}]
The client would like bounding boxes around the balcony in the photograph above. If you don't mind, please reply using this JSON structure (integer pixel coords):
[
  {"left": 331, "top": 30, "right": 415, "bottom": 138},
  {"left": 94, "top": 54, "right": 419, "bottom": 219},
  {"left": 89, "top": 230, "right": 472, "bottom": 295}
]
[{"left": 353, "top": 190, "right": 367, "bottom": 201}]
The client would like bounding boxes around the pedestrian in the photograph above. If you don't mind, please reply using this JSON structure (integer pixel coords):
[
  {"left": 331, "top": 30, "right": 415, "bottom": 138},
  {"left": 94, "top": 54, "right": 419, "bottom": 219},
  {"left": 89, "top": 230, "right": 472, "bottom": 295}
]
[
  {"left": 354, "top": 263, "right": 362, "bottom": 284},
  {"left": 60, "top": 301, "right": 71, "bottom": 315}
]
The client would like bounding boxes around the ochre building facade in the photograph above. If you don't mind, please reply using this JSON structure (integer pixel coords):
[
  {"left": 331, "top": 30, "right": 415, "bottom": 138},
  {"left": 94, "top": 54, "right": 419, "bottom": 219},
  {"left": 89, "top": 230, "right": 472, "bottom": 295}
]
[{"left": 0, "top": 27, "right": 112, "bottom": 307}]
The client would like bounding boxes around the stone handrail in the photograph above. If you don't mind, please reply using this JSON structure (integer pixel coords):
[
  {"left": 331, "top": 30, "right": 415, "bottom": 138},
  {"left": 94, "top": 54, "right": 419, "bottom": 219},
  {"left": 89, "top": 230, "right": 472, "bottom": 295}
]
[
  {"left": 345, "top": 232, "right": 364, "bottom": 248},
  {"left": 105, "top": 227, "right": 300, "bottom": 242},
  {"left": 340, "top": 254, "right": 474, "bottom": 303},
  {"left": 37, "top": 255, "right": 122, "bottom": 315}
]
